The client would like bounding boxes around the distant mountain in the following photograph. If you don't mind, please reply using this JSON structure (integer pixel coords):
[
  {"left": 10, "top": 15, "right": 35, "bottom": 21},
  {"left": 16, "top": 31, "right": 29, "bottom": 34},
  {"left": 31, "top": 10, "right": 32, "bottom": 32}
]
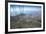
[
  {"left": 31, "top": 11, "right": 41, "bottom": 16},
  {"left": 10, "top": 11, "right": 41, "bottom": 22},
  {"left": 23, "top": 11, "right": 41, "bottom": 17}
]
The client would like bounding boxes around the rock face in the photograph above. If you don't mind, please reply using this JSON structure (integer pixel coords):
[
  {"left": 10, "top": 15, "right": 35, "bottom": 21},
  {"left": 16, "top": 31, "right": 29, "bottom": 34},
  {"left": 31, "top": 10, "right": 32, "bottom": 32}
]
[{"left": 10, "top": 14, "right": 41, "bottom": 29}]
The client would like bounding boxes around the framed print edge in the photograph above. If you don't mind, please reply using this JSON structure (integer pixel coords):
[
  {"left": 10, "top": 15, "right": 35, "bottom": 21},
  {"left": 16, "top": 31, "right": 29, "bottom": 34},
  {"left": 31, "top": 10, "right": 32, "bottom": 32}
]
[{"left": 5, "top": 0, "right": 45, "bottom": 33}]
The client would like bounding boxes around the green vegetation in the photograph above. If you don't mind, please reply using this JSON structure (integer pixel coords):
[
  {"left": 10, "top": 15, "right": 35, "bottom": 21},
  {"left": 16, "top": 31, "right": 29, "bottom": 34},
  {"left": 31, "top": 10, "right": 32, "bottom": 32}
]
[{"left": 10, "top": 14, "right": 41, "bottom": 29}]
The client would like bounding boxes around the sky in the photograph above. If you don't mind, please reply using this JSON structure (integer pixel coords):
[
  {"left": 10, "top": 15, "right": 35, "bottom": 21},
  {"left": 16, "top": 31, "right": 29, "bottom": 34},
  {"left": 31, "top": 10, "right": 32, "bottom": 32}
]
[{"left": 10, "top": 5, "right": 41, "bottom": 16}]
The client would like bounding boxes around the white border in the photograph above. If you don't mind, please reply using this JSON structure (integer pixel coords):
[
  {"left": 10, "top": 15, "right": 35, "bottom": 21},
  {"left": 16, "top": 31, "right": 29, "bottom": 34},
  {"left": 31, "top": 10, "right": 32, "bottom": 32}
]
[{"left": 8, "top": 2, "right": 43, "bottom": 32}]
